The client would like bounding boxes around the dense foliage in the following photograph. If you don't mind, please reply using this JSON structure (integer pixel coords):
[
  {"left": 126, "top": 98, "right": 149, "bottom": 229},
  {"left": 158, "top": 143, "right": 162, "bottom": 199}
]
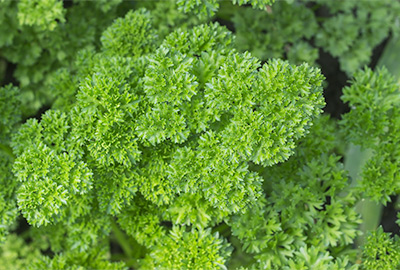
[{"left": 1, "top": 0, "right": 400, "bottom": 269}]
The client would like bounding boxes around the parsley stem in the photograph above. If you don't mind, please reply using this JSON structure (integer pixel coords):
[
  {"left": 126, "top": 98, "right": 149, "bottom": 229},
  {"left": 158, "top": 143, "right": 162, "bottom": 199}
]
[
  {"left": 111, "top": 220, "right": 133, "bottom": 257},
  {"left": 345, "top": 144, "right": 382, "bottom": 248}
]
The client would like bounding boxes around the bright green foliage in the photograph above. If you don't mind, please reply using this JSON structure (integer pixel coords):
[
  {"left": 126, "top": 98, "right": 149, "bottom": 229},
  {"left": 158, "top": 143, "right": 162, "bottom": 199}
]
[
  {"left": 340, "top": 67, "right": 400, "bottom": 204},
  {"left": 7, "top": 8, "right": 325, "bottom": 268},
  {"left": 35, "top": 211, "right": 111, "bottom": 253},
  {"left": 101, "top": 9, "right": 157, "bottom": 57},
  {"left": 284, "top": 246, "right": 358, "bottom": 270},
  {"left": 0, "top": 0, "right": 127, "bottom": 115},
  {"left": 141, "top": 226, "right": 232, "bottom": 270},
  {"left": 230, "top": 115, "right": 361, "bottom": 269},
  {"left": 232, "top": 0, "right": 274, "bottom": 9},
  {"left": 177, "top": 0, "right": 219, "bottom": 18},
  {"left": 75, "top": 73, "right": 141, "bottom": 168},
  {"left": 340, "top": 67, "right": 399, "bottom": 148},
  {"left": 2, "top": 1, "right": 400, "bottom": 269},
  {"left": 12, "top": 112, "right": 93, "bottom": 227},
  {"left": 361, "top": 227, "right": 400, "bottom": 270},
  {"left": 117, "top": 196, "right": 166, "bottom": 248},
  {"left": 10, "top": 110, "right": 114, "bottom": 251}
]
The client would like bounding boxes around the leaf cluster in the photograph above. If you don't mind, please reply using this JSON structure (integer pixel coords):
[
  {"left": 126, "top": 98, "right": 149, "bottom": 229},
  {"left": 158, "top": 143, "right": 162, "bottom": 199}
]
[{"left": 1, "top": 1, "right": 400, "bottom": 269}]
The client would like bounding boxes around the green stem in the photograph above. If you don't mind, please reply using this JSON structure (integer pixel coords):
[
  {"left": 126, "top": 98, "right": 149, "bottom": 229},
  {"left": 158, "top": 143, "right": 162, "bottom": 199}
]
[
  {"left": 344, "top": 144, "right": 382, "bottom": 248},
  {"left": 111, "top": 220, "right": 146, "bottom": 268},
  {"left": 212, "top": 222, "right": 231, "bottom": 238},
  {"left": 111, "top": 220, "right": 133, "bottom": 258},
  {"left": 377, "top": 36, "right": 400, "bottom": 79}
]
